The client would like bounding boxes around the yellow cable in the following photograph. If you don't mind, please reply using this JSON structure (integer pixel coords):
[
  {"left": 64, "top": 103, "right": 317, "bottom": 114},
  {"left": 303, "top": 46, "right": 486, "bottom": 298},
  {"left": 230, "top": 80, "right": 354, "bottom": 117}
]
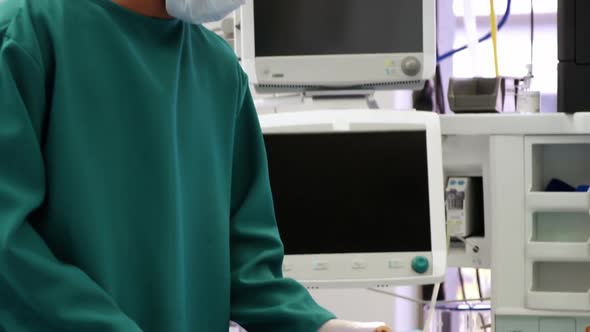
[{"left": 489, "top": 0, "right": 500, "bottom": 77}]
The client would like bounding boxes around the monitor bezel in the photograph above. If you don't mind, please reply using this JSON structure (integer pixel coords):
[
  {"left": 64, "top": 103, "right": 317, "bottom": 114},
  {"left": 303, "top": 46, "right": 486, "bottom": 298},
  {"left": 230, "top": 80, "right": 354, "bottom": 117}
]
[
  {"left": 260, "top": 110, "right": 446, "bottom": 288},
  {"left": 240, "top": 0, "right": 436, "bottom": 91}
]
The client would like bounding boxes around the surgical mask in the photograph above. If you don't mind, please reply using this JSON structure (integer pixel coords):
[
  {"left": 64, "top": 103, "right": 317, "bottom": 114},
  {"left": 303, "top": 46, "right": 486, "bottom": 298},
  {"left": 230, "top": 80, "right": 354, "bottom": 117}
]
[{"left": 166, "top": 0, "right": 245, "bottom": 25}]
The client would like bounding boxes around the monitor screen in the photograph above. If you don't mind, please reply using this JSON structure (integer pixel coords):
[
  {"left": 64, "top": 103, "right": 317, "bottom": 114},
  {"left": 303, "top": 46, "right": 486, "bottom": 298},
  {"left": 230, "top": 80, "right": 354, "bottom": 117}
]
[
  {"left": 254, "top": 0, "right": 423, "bottom": 57},
  {"left": 264, "top": 131, "right": 432, "bottom": 255}
]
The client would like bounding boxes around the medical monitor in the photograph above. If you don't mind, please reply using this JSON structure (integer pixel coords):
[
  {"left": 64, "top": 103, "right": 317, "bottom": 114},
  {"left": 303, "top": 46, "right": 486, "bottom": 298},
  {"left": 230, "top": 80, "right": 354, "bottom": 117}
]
[
  {"left": 240, "top": 0, "right": 436, "bottom": 93},
  {"left": 260, "top": 110, "right": 446, "bottom": 288}
]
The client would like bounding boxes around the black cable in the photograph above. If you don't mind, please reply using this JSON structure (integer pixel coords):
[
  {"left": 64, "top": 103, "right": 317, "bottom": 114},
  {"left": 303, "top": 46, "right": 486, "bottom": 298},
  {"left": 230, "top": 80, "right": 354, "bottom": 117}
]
[
  {"left": 432, "top": 46, "right": 446, "bottom": 114},
  {"left": 413, "top": 81, "right": 435, "bottom": 112},
  {"left": 435, "top": 63, "right": 446, "bottom": 114},
  {"left": 475, "top": 269, "right": 483, "bottom": 300}
]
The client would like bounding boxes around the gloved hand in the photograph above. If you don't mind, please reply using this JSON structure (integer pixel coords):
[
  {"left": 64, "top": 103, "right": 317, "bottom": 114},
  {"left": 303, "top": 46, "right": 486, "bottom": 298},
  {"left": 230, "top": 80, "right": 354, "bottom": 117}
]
[{"left": 318, "top": 319, "right": 392, "bottom": 332}]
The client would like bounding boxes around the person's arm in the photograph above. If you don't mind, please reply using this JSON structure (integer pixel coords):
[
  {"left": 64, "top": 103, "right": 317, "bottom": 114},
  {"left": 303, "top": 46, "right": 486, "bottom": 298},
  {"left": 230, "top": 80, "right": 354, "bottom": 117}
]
[
  {"left": 228, "top": 74, "right": 336, "bottom": 331},
  {"left": 226, "top": 85, "right": 397, "bottom": 332},
  {"left": 0, "top": 33, "right": 142, "bottom": 332}
]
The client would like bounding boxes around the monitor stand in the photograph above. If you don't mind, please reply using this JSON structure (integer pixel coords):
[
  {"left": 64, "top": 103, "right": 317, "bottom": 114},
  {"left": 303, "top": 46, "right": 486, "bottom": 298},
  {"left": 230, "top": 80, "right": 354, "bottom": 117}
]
[
  {"left": 255, "top": 89, "right": 380, "bottom": 114},
  {"left": 305, "top": 90, "right": 380, "bottom": 109}
]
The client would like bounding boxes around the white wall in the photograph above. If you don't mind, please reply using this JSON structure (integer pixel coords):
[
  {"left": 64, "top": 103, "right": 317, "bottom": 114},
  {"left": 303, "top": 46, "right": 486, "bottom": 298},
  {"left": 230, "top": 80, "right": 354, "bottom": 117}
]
[{"left": 375, "top": 91, "right": 414, "bottom": 111}]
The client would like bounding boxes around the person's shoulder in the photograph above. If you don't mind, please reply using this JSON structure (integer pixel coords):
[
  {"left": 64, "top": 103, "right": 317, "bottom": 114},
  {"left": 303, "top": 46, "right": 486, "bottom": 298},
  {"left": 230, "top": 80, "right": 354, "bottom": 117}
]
[
  {"left": 0, "top": 0, "right": 63, "bottom": 41},
  {"left": 0, "top": 0, "right": 62, "bottom": 25},
  {"left": 0, "top": 0, "right": 26, "bottom": 35},
  {"left": 191, "top": 24, "right": 249, "bottom": 88},
  {"left": 192, "top": 24, "right": 240, "bottom": 67},
  {"left": 190, "top": 24, "right": 250, "bottom": 107}
]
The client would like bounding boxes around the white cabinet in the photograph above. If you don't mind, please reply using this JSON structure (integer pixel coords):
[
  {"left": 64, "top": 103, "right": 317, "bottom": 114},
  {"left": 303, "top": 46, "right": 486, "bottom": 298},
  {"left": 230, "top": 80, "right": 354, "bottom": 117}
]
[
  {"left": 441, "top": 114, "right": 590, "bottom": 330},
  {"left": 524, "top": 137, "right": 590, "bottom": 312}
]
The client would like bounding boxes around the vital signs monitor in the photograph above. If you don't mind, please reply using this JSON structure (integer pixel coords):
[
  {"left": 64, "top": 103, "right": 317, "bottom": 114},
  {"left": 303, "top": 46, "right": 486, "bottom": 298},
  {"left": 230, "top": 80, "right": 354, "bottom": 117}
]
[
  {"left": 260, "top": 110, "right": 446, "bottom": 288},
  {"left": 240, "top": 0, "right": 436, "bottom": 93}
]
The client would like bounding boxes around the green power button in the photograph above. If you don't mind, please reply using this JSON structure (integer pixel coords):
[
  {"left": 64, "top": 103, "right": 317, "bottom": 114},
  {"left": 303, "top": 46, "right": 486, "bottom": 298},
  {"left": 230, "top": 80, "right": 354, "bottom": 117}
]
[{"left": 412, "top": 256, "right": 430, "bottom": 274}]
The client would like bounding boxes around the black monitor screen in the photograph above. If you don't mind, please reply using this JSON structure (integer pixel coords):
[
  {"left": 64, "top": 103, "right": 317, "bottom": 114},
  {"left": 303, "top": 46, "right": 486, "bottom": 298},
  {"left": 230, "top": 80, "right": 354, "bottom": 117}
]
[
  {"left": 254, "top": 0, "right": 423, "bottom": 57},
  {"left": 263, "top": 131, "right": 432, "bottom": 255}
]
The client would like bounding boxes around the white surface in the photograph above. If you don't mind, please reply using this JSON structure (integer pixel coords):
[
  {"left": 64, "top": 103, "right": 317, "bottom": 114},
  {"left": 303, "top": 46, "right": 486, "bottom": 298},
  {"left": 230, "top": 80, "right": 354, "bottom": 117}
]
[
  {"left": 440, "top": 113, "right": 590, "bottom": 135},
  {"left": 495, "top": 307, "right": 590, "bottom": 317},
  {"left": 527, "top": 242, "right": 590, "bottom": 261},
  {"left": 526, "top": 290, "right": 590, "bottom": 312},
  {"left": 252, "top": 90, "right": 413, "bottom": 114},
  {"left": 259, "top": 110, "right": 447, "bottom": 288},
  {"left": 489, "top": 136, "right": 528, "bottom": 314},
  {"left": 240, "top": 0, "right": 435, "bottom": 90}
]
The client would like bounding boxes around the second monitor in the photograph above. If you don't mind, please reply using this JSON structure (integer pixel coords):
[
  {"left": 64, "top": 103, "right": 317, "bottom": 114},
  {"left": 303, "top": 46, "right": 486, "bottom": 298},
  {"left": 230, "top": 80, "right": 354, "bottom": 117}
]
[
  {"left": 260, "top": 110, "right": 446, "bottom": 288},
  {"left": 240, "top": 0, "right": 436, "bottom": 93}
]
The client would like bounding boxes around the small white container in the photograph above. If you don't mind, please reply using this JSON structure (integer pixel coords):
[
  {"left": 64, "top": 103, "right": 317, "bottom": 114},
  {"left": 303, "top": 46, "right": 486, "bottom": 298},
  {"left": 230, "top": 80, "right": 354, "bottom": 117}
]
[{"left": 517, "top": 91, "right": 541, "bottom": 113}]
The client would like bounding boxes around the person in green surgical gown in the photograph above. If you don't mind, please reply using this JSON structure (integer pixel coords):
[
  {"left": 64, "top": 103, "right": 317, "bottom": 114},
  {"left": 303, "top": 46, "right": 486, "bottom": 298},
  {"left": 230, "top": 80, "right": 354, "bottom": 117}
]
[{"left": 0, "top": 0, "right": 395, "bottom": 331}]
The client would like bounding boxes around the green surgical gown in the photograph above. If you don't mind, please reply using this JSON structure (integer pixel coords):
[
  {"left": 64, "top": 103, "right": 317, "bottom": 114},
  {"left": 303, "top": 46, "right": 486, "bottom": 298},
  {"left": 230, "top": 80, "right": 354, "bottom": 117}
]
[{"left": 0, "top": 0, "right": 335, "bottom": 331}]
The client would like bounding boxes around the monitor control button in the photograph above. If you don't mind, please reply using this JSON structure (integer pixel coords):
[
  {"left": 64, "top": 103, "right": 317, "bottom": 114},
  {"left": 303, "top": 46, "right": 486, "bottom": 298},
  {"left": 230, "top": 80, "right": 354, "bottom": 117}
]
[
  {"left": 312, "top": 261, "right": 329, "bottom": 271},
  {"left": 352, "top": 260, "right": 367, "bottom": 270},
  {"left": 388, "top": 260, "right": 404, "bottom": 269},
  {"left": 402, "top": 56, "right": 421, "bottom": 77},
  {"left": 411, "top": 256, "right": 430, "bottom": 274}
]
